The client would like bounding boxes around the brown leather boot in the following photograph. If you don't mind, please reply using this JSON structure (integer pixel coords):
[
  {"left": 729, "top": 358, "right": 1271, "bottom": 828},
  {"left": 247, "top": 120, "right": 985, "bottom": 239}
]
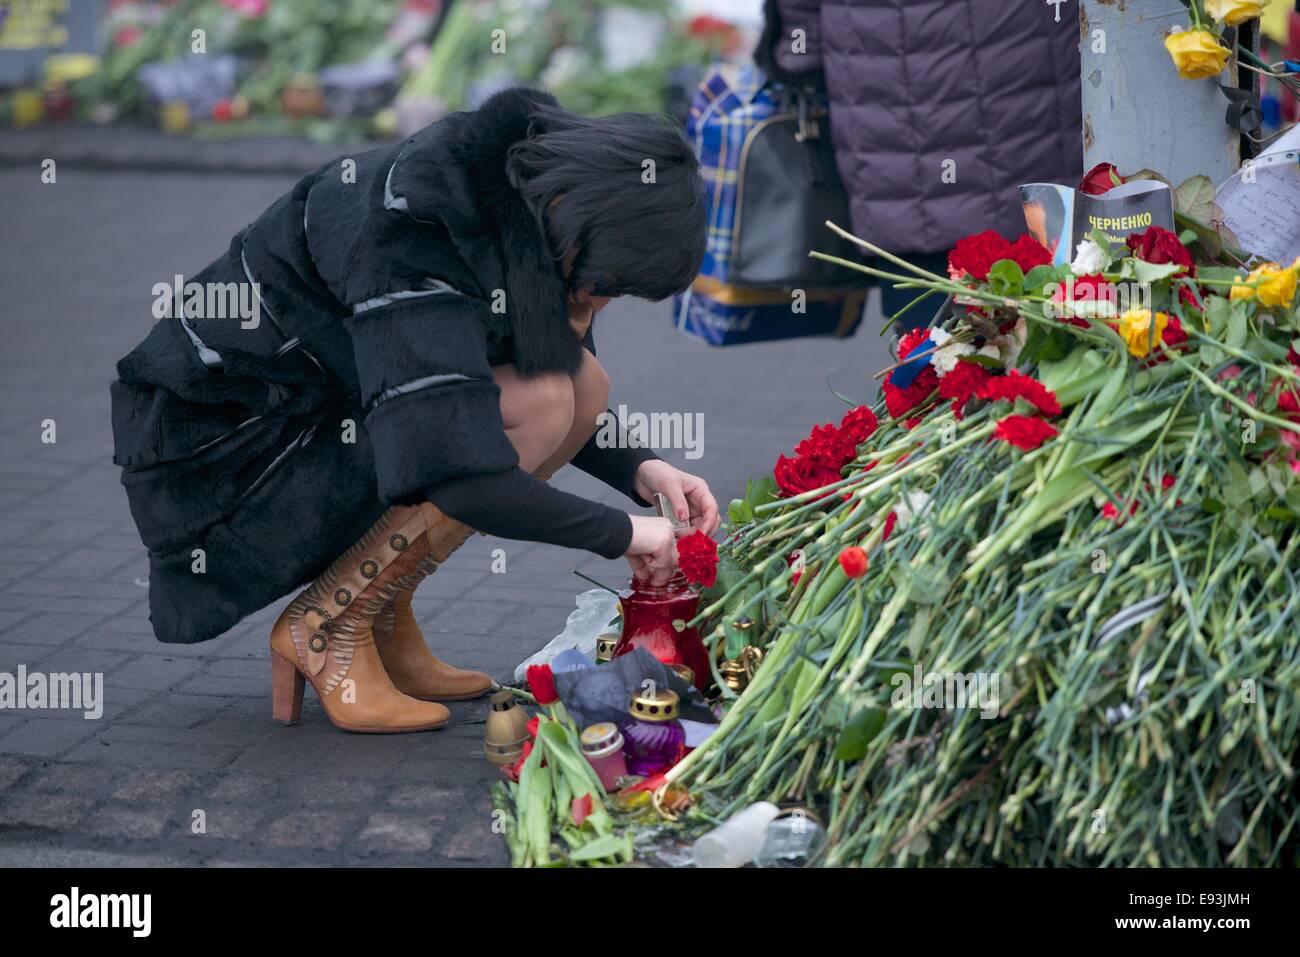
[
  {"left": 373, "top": 505, "right": 494, "bottom": 702},
  {"left": 269, "top": 505, "right": 451, "bottom": 733}
]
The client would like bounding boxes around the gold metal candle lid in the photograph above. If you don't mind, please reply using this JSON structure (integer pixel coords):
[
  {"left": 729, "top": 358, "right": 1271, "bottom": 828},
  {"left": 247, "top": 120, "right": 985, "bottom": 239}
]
[{"left": 629, "top": 688, "right": 679, "bottom": 722}]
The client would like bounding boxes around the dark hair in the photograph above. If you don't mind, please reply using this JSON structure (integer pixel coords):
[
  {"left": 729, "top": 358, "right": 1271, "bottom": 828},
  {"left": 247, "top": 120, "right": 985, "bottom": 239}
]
[{"left": 506, "top": 104, "right": 707, "bottom": 301}]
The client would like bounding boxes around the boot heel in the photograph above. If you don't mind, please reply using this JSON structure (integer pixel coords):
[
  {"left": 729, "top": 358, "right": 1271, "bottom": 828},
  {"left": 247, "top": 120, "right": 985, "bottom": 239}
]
[{"left": 271, "top": 653, "right": 305, "bottom": 724}]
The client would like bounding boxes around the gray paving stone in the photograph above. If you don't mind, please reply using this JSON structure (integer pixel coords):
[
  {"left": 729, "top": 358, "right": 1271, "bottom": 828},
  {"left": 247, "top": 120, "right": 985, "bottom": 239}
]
[
  {"left": 0, "top": 792, "right": 95, "bottom": 829},
  {"left": 87, "top": 805, "right": 174, "bottom": 840},
  {"left": 358, "top": 812, "right": 439, "bottom": 854},
  {"left": 111, "top": 768, "right": 198, "bottom": 801},
  {"left": 266, "top": 809, "right": 354, "bottom": 851}
]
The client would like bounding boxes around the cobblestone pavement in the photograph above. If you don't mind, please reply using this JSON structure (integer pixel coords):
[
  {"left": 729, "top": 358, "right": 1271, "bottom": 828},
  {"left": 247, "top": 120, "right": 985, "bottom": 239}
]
[{"left": 0, "top": 157, "right": 889, "bottom": 866}]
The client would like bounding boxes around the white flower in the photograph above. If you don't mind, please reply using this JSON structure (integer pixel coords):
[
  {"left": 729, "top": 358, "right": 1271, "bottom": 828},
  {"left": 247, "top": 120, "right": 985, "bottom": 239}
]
[
  {"left": 894, "top": 491, "right": 932, "bottom": 530},
  {"left": 1070, "top": 239, "right": 1107, "bottom": 277},
  {"left": 929, "top": 327, "right": 953, "bottom": 346},
  {"left": 932, "top": 341, "right": 975, "bottom": 377}
]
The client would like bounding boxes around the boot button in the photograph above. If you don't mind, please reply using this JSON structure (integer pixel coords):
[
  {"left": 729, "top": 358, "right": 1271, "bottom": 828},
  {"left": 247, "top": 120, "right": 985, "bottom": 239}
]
[
  {"left": 360, "top": 559, "right": 380, "bottom": 579},
  {"left": 389, "top": 534, "right": 408, "bottom": 551},
  {"left": 334, "top": 587, "right": 352, "bottom": 606},
  {"left": 308, "top": 634, "right": 328, "bottom": 654}
]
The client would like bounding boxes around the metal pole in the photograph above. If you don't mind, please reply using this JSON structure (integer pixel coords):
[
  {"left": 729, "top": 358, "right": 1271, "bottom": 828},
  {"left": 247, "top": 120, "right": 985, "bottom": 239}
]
[{"left": 1080, "top": 0, "right": 1246, "bottom": 183}]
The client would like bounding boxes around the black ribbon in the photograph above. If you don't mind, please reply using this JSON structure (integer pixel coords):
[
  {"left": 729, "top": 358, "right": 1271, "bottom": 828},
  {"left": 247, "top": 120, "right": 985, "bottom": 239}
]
[{"left": 1219, "top": 84, "right": 1263, "bottom": 135}]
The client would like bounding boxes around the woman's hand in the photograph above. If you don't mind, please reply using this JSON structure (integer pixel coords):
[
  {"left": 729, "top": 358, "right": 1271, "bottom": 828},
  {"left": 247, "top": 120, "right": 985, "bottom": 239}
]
[
  {"left": 633, "top": 460, "right": 722, "bottom": 537},
  {"left": 625, "top": 515, "right": 678, "bottom": 585}
]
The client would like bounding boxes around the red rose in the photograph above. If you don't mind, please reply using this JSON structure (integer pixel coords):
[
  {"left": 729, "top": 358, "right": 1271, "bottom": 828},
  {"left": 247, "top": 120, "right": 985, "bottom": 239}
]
[
  {"left": 948, "top": 230, "right": 1013, "bottom": 281},
  {"left": 774, "top": 453, "right": 842, "bottom": 498},
  {"left": 526, "top": 664, "right": 558, "bottom": 705},
  {"left": 677, "top": 529, "right": 719, "bottom": 588},
  {"left": 1052, "top": 274, "right": 1118, "bottom": 328},
  {"left": 1079, "top": 162, "right": 1125, "bottom": 196},
  {"left": 993, "top": 415, "right": 1058, "bottom": 451},
  {"left": 837, "top": 546, "right": 869, "bottom": 578},
  {"left": 1126, "top": 226, "right": 1194, "bottom": 276},
  {"left": 938, "top": 359, "right": 992, "bottom": 419}
]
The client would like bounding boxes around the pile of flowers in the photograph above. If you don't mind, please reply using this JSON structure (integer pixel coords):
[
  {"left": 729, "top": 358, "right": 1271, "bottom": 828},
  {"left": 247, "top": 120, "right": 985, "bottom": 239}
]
[{"left": 655, "top": 169, "right": 1300, "bottom": 866}]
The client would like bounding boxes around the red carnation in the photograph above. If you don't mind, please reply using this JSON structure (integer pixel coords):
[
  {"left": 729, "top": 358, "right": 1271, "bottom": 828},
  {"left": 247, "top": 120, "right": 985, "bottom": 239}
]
[
  {"left": 774, "top": 453, "right": 842, "bottom": 498},
  {"left": 1126, "top": 226, "right": 1194, "bottom": 277},
  {"left": 840, "top": 405, "right": 879, "bottom": 446},
  {"left": 677, "top": 529, "right": 719, "bottom": 588},
  {"left": 994, "top": 415, "right": 1058, "bottom": 450},
  {"left": 978, "top": 369, "right": 1062, "bottom": 417},
  {"left": 883, "top": 366, "right": 940, "bottom": 419},
  {"left": 1006, "top": 234, "right": 1052, "bottom": 273},
  {"left": 948, "top": 230, "right": 1013, "bottom": 281},
  {"left": 838, "top": 546, "right": 869, "bottom": 578},
  {"left": 1079, "top": 162, "right": 1125, "bottom": 196},
  {"left": 938, "top": 359, "right": 992, "bottom": 419},
  {"left": 881, "top": 511, "right": 898, "bottom": 542},
  {"left": 898, "top": 327, "right": 930, "bottom": 357},
  {"left": 526, "top": 664, "right": 559, "bottom": 705},
  {"left": 795, "top": 422, "right": 856, "bottom": 469}
]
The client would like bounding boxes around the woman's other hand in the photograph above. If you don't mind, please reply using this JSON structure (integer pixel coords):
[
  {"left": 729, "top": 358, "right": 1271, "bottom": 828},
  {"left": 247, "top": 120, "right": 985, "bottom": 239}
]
[
  {"left": 632, "top": 460, "right": 721, "bottom": 537},
  {"left": 625, "top": 515, "right": 678, "bottom": 585}
]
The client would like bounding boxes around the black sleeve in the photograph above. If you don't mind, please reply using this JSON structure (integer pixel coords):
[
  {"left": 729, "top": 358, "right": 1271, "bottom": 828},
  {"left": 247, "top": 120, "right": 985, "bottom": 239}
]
[
  {"left": 569, "top": 422, "right": 659, "bottom": 507},
  {"left": 344, "top": 292, "right": 518, "bottom": 505},
  {"left": 426, "top": 468, "right": 633, "bottom": 559}
]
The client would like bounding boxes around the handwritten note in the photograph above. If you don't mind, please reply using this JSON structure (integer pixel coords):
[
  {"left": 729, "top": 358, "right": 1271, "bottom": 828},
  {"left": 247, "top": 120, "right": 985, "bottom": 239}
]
[{"left": 1219, "top": 126, "right": 1300, "bottom": 265}]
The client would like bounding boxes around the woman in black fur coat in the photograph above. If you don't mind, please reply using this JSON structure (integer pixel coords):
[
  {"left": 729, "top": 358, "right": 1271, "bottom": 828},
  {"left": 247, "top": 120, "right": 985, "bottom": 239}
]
[{"left": 110, "top": 88, "right": 716, "bottom": 733}]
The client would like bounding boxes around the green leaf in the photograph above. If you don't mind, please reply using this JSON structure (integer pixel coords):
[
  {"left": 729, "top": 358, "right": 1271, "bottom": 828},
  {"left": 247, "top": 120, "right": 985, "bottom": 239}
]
[
  {"left": 986, "top": 259, "right": 1026, "bottom": 297},
  {"left": 835, "top": 708, "right": 887, "bottom": 762},
  {"left": 1175, "top": 174, "right": 1216, "bottom": 221},
  {"left": 1203, "top": 296, "right": 1231, "bottom": 338},
  {"left": 568, "top": 833, "right": 627, "bottom": 862},
  {"left": 1226, "top": 305, "right": 1248, "bottom": 350},
  {"left": 1025, "top": 263, "right": 1068, "bottom": 296},
  {"left": 1132, "top": 259, "right": 1184, "bottom": 284}
]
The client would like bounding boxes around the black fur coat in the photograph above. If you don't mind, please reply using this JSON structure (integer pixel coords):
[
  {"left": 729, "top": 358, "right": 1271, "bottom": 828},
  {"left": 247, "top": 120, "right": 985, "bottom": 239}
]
[{"left": 111, "top": 88, "right": 585, "bottom": 644}]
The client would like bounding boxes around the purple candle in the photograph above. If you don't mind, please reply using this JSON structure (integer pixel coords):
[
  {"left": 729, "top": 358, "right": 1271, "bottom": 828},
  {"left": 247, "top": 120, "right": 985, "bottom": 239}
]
[{"left": 622, "top": 688, "right": 685, "bottom": 776}]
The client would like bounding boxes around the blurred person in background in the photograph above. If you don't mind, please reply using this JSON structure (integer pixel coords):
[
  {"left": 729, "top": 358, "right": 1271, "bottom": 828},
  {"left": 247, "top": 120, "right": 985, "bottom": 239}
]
[
  {"left": 110, "top": 88, "right": 716, "bottom": 735},
  {"left": 755, "top": 0, "right": 1083, "bottom": 329}
]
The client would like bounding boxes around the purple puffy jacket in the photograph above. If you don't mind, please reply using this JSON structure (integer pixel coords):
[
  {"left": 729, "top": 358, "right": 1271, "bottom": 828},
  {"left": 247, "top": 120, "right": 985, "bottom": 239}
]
[{"left": 765, "top": 0, "right": 1083, "bottom": 254}]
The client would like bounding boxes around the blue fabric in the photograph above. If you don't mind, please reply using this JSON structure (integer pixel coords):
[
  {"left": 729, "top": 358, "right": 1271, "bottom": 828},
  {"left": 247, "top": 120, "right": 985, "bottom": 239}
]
[{"left": 686, "top": 64, "right": 774, "bottom": 283}]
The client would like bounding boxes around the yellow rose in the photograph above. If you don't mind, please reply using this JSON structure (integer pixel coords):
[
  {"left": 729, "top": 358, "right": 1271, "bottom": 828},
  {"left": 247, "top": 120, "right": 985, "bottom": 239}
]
[
  {"left": 1230, "top": 261, "right": 1298, "bottom": 309},
  {"left": 1116, "top": 308, "right": 1170, "bottom": 358},
  {"left": 1204, "top": 0, "right": 1267, "bottom": 27},
  {"left": 1163, "top": 29, "right": 1229, "bottom": 80}
]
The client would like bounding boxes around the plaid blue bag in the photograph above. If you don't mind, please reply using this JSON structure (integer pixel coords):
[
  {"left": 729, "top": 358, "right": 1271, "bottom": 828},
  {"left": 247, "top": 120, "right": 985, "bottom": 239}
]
[{"left": 674, "top": 64, "right": 866, "bottom": 346}]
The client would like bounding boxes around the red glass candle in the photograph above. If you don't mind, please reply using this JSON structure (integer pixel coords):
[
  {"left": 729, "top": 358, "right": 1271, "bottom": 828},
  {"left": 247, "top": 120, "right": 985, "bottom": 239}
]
[
  {"left": 579, "top": 722, "right": 628, "bottom": 791},
  {"left": 612, "top": 571, "right": 711, "bottom": 692}
]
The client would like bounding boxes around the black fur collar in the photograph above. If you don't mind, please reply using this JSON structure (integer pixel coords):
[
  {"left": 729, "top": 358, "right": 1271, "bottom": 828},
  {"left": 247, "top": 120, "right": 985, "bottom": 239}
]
[{"left": 387, "top": 87, "right": 583, "bottom": 378}]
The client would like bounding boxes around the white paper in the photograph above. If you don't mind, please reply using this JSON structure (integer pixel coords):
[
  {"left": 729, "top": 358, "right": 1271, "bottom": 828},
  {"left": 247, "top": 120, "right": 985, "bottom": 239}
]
[{"left": 1218, "top": 126, "right": 1300, "bottom": 265}]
